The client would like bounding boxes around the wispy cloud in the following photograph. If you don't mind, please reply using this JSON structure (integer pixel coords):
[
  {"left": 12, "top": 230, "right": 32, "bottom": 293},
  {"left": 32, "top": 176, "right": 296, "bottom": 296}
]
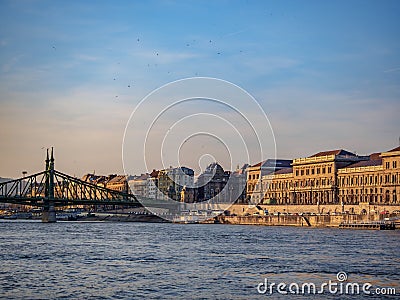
[
  {"left": 74, "top": 54, "right": 101, "bottom": 62},
  {"left": 1, "top": 54, "right": 24, "bottom": 73},
  {"left": 222, "top": 28, "right": 249, "bottom": 38},
  {"left": 240, "top": 56, "right": 300, "bottom": 74},
  {"left": 383, "top": 67, "right": 400, "bottom": 73},
  {"left": 129, "top": 49, "right": 201, "bottom": 64}
]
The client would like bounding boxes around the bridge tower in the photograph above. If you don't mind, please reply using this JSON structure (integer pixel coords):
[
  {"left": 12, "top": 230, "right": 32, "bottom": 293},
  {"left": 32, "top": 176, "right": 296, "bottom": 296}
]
[{"left": 42, "top": 148, "right": 56, "bottom": 223}]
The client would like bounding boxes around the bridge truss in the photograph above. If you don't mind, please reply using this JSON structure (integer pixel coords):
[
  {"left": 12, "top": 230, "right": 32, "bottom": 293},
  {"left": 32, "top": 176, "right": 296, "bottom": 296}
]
[{"left": 0, "top": 148, "right": 140, "bottom": 208}]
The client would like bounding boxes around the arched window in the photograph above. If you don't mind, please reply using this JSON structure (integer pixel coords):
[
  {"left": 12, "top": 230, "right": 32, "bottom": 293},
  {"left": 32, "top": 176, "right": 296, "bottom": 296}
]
[{"left": 385, "top": 190, "right": 390, "bottom": 203}]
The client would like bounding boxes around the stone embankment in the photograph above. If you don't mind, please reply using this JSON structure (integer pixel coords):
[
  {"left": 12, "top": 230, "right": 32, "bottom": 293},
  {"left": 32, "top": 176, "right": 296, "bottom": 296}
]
[{"left": 216, "top": 204, "right": 400, "bottom": 229}]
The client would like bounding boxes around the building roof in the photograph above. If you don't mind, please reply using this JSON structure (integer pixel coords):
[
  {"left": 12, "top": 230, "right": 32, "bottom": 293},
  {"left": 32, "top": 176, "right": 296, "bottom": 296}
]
[
  {"left": 251, "top": 161, "right": 263, "bottom": 168},
  {"left": 205, "top": 162, "right": 224, "bottom": 173},
  {"left": 81, "top": 174, "right": 107, "bottom": 184},
  {"left": 310, "top": 149, "right": 356, "bottom": 157},
  {"left": 150, "top": 169, "right": 159, "bottom": 178},
  {"left": 387, "top": 146, "right": 400, "bottom": 152},
  {"left": 344, "top": 159, "right": 382, "bottom": 169},
  {"left": 250, "top": 159, "right": 292, "bottom": 168},
  {"left": 274, "top": 167, "right": 293, "bottom": 175},
  {"left": 130, "top": 173, "right": 149, "bottom": 181},
  {"left": 369, "top": 152, "right": 381, "bottom": 160},
  {"left": 107, "top": 175, "right": 127, "bottom": 184}
]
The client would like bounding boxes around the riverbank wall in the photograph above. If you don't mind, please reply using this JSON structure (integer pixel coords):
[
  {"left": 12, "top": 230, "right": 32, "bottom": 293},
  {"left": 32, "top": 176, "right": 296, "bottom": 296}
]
[
  {"left": 217, "top": 214, "right": 391, "bottom": 228},
  {"left": 214, "top": 203, "right": 400, "bottom": 228},
  {"left": 226, "top": 203, "right": 400, "bottom": 216}
]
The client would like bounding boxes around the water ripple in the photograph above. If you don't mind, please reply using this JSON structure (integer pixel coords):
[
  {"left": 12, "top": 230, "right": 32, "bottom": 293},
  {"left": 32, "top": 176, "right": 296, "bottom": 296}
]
[{"left": 0, "top": 221, "right": 398, "bottom": 299}]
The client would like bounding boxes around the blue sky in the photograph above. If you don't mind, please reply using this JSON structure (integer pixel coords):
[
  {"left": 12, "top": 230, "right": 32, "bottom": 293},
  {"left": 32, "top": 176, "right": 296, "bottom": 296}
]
[{"left": 0, "top": 0, "right": 399, "bottom": 178}]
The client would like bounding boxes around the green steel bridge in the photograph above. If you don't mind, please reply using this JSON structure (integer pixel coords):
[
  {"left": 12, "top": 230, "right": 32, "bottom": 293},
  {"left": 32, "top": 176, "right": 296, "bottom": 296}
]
[{"left": 0, "top": 149, "right": 174, "bottom": 222}]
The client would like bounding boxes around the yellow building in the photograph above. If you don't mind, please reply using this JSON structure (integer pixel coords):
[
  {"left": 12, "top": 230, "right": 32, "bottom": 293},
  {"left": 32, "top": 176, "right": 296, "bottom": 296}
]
[
  {"left": 338, "top": 147, "right": 400, "bottom": 205},
  {"left": 246, "top": 159, "right": 292, "bottom": 204},
  {"left": 106, "top": 175, "right": 128, "bottom": 193},
  {"left": 261, "top": 150, "right": 368, "bottom": 205},
  {"left": 381, "top": 146, "right": 400, "bottom": 204},
  {"left": 259, "top": 147, "right": 400, "bottom": 207},
  {"left": 290, "top": 150, "right": 366, "bottom": 205},
  {"left": 262, "top": 168, "right": 293, "bottom": 204}
]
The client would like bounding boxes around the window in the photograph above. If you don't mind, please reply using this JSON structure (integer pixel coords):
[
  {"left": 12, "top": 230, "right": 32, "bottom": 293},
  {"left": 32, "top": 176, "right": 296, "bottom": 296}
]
[
  {"left": 385, "top": 190, "right": 390, "bottom": 202},
  {"left": 311, "top": 168, "right": 315, "bottom": 175},
  {"left": 393, "top": 161, "right": 397, "bottom": 168},
  {"left": 317, "top": 168, "right": 320, "bottom": 174},
  {"left": 322, "top": 167, "right": 325, "bottom": 174},
  {"left": 328, "top": 167, "right": 332, "bottom": 173},
  {"left": 306, "top": 169, "right": 309, "bottom": 175},
  {"left": 386, "top": 162, "right": 390, "bottom": 169},
  {"left": 296, "top": 170, "right": 299, "bottom": 176},
  {"left": 301, "top": 170, "right": 304, "bottom": 176}
]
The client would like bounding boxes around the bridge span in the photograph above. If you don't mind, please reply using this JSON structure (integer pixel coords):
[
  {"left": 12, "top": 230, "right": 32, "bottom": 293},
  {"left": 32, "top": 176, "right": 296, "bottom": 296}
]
[{"left": 0, "top": 149, "right": 176, "bottom": 222}]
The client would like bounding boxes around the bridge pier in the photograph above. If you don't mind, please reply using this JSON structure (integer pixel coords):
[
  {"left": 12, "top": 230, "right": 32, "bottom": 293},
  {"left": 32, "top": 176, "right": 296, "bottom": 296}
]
[{"left": 42, "top": 202, "right": 56, "bottom": 223}]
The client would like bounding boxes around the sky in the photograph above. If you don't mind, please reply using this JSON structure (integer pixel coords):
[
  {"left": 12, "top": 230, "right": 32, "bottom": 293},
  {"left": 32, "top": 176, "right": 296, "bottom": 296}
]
[{"left": 0, "top": 0, "right": 399, "bottom": 178}]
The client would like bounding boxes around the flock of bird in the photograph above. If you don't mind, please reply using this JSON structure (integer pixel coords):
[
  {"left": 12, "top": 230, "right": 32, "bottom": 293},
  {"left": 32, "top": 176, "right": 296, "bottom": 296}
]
[
  {"left": 52, "top": 35, "right": 245, "bottom": 101},
  {"left": 108, "top": 37, "right": 238, "bottom": 101}
]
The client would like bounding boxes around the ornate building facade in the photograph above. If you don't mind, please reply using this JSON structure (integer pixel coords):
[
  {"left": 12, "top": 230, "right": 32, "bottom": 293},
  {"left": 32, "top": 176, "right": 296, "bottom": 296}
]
[
  {"left": 157, "top": 166, "right": 194, "bottom": 201},
  {"left": 246, "top": 159, "right": 292, "bottom": 203},
  {"left": 338, "top": 147, "right": 400, "bottom": 205},
  {"left": 195, "top": 162, "right": 230, "bottom": 202},
  {"left": 258, "top": 147, "right": 400, "bottom": 206}
]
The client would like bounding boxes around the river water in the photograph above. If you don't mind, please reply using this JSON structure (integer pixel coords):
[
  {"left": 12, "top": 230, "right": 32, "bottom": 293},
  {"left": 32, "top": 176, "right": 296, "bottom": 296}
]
[{"left": 0, "top": 221, "right": 399, "bottom": 299}]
